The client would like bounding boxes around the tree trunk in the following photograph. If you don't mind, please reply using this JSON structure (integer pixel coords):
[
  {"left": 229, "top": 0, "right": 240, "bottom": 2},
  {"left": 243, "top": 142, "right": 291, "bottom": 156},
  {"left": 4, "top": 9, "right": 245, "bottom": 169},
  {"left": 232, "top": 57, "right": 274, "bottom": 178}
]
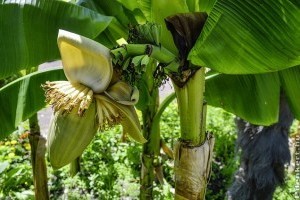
[
  {"left": 228, "top": 94, "right": 294, "bottom": 200},
  {"left": 29, "top": 114, "right": 49, "bottom": 200},
  {"left": 173, "top": 68, "right": 214, "bottom": 200}
]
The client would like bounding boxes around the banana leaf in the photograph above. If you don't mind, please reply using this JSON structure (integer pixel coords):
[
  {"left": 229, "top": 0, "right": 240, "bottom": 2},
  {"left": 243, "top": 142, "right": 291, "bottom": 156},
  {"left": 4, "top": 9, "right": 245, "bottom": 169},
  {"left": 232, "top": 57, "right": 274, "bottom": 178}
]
[
  {"left": 279, "top": 66, "right": 300, "bottom": 120},
  {"left": 205, "top": 66, "right": 300, "bottom": 125},
  {"left": 78, "top": 0, "right": 142, "bottom": 48},
  {"left": 184, "top": 0, "right": 216, "bottom": 12},
  {"left": 205, "top": 72, "right": 280, "bottom": 125},
  {"left": 189, "top": 0, "right": 300, "bottom": 74},
  {"left": 0, "top": 68, "right": 66, "bottom": 139},
  {"left": 0, "top": 0, "right": 112, "bottom": 79}
]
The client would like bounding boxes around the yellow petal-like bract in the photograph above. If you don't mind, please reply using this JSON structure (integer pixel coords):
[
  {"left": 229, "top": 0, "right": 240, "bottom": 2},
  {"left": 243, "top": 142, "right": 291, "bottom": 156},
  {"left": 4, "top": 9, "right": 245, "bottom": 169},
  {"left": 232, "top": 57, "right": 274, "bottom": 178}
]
[{"left": 57, "top": 29, "right": 113, "bottom": 93}]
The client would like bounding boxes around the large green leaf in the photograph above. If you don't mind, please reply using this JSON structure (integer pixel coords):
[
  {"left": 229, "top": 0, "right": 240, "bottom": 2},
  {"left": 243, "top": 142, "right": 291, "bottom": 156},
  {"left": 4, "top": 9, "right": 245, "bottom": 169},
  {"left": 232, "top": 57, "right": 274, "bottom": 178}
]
[
  {"left": 185, "top": 0, "right": 216, "bottom": 12},
  {"left": 0, "top": 68, "right": 65, "bottom": 139},
  {"left": 0, "top": 0, "right": 112, "bottom": 79},
  {"left": 198, "top": 0, "right": 216, "bottom": 13},
  {"left": 78, "top": 0, "right": 142, "bottom": 48},
  {"left": 78, "top": 0, "right": 137, "bottom": 29},
  {"left": 189, "top": 0, "right": 300, "bottom": 74},
  {"left": 205, "top": 72, "right": 280, "bottom": 125},
  {"left": 279, "top": 66, "right": 300, "bottom": 120}
]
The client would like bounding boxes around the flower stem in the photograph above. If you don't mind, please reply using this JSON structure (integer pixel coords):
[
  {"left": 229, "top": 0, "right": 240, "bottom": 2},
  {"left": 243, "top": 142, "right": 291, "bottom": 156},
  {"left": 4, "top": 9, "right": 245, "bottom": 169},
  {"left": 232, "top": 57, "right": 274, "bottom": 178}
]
[{"left": 140, "top": 60, "right": 161, "bottom": 200}]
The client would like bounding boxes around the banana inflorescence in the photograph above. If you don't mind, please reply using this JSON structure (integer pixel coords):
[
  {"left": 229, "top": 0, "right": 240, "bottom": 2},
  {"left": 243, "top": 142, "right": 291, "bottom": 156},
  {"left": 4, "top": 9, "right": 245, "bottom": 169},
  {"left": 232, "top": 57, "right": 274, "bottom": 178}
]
[{"left": 43, "top": 30, "right": 146, "bottom": 169}]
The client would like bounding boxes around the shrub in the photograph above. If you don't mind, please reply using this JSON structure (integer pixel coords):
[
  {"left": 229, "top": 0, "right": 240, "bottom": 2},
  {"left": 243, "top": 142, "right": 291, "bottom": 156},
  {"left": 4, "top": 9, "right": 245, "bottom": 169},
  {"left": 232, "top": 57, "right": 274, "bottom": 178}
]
[{"left": 0, "top": 102, "right": 296, "bottom": 199}]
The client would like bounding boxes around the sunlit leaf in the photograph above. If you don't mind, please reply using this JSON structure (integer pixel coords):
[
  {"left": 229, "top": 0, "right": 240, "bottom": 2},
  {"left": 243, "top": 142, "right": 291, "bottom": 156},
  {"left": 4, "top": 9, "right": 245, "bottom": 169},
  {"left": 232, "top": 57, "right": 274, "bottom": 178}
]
[
  {"left": 0, "top": 69, "right": 66, "bottom": 139},
  {"left": 78, "top": 0, "right": 140, "bottom": 48},
  {"left": 190, "top": 0, "right": 300, "bottom": 74},
  {"left": 117, "top": 0, "right": 189, "bottom": 52},
  {"left": 0, "top": 0, "right": 112, "bottom": 79}
]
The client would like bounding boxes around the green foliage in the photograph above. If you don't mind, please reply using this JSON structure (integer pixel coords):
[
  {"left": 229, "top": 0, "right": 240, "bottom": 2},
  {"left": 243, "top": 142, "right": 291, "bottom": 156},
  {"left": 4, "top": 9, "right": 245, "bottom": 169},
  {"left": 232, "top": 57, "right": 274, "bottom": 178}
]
[
  {"left": 205, "top": 107, "right": 238, "bottom": 199},
  {"left": 205, "top": 67, "right": 300, "bottom": 126},
  {"left": 189, "top": 0, "right": 300, "bottom": 74},
  {"left": 0, "top": 128, "right": 34, "bottom": 199},
  {"left": 274, "top": 174, "right": 297, "bottom": 200},
  {"left": 0, "top": 103, "right": 296, "bottom": 199},
  {"left": 0, "top": 73, "right": 23, "bottom": 88},
  {"left": 206, "top": 73, "right": 280, "bottom": 126},
  {"left": 280, "top": 66, "right": 300, "bottom": 120},
  {"left": 0, "top": 0, "right": 111, "bottom": 79},
  {"left": 78, "top": 127, "right": 141, "bottom": 199},
  {"left": 0, "top": 69, "right": 66, "bottom": 139}
]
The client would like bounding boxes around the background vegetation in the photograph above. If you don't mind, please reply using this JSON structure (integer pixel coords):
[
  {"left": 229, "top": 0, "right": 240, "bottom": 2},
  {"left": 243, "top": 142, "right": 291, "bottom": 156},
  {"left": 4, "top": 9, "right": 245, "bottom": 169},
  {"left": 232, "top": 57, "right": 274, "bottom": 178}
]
[{"left": 0, "top": 101, "right": 296, "bottom": 199}]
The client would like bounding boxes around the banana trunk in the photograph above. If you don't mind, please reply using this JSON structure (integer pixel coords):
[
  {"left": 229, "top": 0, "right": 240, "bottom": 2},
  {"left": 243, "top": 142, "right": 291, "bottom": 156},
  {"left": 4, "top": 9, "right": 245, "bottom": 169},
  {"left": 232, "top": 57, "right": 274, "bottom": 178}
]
[
  {"left": 174, "top": 135, "right": 214, "bottom": 199},
  {"left": 173, "top": 68, "right": 214, "bottom": 200}
]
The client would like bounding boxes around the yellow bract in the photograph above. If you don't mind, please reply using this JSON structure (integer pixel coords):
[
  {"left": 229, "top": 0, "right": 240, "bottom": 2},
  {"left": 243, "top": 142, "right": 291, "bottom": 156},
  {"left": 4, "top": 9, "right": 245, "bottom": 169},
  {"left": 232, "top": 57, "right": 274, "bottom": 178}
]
[{"left": 57, "top": 30, "right": 112, "bottom": 93}]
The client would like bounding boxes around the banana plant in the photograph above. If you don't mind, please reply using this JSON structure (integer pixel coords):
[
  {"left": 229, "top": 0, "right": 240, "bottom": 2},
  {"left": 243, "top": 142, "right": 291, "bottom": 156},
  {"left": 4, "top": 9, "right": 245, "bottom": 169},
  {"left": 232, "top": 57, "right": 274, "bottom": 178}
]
[
  {"left": 1, "top": 0, "right": 300, "bottom": 200},
  {"left": 0, "top": 1, "right": 158, "bottom": 199},
  {"left": 116, "top": 0, "right": 300, "bottom": 125},
  {"left": 106, "top": 0, "right": 300, "bottom": 199},
  {"left": 28, "top": 113, "right": 49, "bottom": 199},
  {"left": 44, "top": 29, "right": 146, "bottom": 169}
]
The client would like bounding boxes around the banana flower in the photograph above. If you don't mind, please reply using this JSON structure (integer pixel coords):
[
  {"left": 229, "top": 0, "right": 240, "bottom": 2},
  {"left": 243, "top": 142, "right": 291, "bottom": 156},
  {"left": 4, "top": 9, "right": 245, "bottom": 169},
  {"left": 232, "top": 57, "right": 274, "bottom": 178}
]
[{"left": 43, "top": 30, "right": 146, "bottom": 169}]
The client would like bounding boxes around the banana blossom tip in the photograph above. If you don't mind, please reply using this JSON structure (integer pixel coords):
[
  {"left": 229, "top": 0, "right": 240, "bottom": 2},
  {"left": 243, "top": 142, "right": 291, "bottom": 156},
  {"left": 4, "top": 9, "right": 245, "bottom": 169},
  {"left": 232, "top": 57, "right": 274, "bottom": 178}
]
[{"left": 43, "top": 29, "right": 145, "bottom": 144}]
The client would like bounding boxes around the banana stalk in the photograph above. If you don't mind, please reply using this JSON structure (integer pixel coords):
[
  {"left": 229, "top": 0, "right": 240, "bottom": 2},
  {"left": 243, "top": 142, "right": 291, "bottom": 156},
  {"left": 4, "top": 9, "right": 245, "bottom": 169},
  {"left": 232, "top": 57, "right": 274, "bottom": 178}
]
[
  {"left": 164, "top": 13, "right": 214, "bottom": 199},
  {"left": 123, "top": 24, "right": 171, "bottom": 199},
  {"left": 173, "top": 68, "right": 206, "bottom": 145},
  {"left": 26, "top": 65, "right": 50, "bottom": 200},
  {"left": 172, "top": 68, "right": 214, "bottom": 200},
  {"left": 112, "top": 18, "right": 213, "bottom": 198},
  {"left": 140, "top": 59, "right": 161, "bottom": 199}
]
